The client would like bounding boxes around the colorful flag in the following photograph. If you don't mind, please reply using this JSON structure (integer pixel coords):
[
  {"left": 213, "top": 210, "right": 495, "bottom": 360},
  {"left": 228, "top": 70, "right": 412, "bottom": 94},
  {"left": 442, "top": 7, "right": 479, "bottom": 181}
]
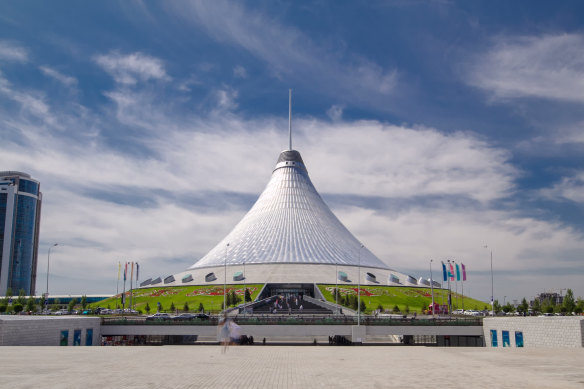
[
  {"left": 130, "top": 262, "right": 134, "bottom": 284},
  {"left": 136, "top": 262, "right": 139, "bottom": 281},
  {"left": 441, "top": 261, "right": 447, "bottom": 282},
  {"left": 449, "top": 263, "right": 455, "bottom": 281},
  {"left": 462, "top": 263, "right": 467, "bottom": 281},
  {"left": 455, "top": 263, "right": 461, "bottom": 281},
  {"left": 117, "top": 261, "right": 121, "bottom": 281}
]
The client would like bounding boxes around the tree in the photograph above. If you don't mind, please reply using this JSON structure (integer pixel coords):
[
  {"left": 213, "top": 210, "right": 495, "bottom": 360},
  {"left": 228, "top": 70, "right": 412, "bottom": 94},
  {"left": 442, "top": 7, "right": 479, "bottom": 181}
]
[
  {"left": 145, "top": 303, "right": 151, "bottom": 314},
  {"left": 17, "top": 289, "right": 26, "bottom": 305},
  {"left": 170, "top": 302, "right": 176, "bottom": 312},
  {"left": 5, "top": 287, "right": 12, "bottom": 299},
  {"left": 392, "top": 304, "right": 400, "bottom": 314},
  {"left": 39, "top": 295, "right": 46, "bottom": 311},
  {"left": 245, "top": 288, "right": 252, "bottom": 303},
  {"left": 532, "top": 298, "right": 541, "bottom": 313},
  {"left": 198, "top": 302, "right": 204, "bottom": 313},
  {"left": 81, "top": 295, "right": 88, "bottom": 310},
  {"left": 183, "top": 302, "right": 189, "bottom": 312},
  {"left": 360, "top": 299, "right": 366, "bottom": 313},
  {"left": 13, "top": 303, "right": 23, "bottom": 313},
  {"left": 493, "top": 299, "right": 502, "bottom": 314},
  {"left": 563, "top": 289, "right": 576, "bottom": 314},
  {"left": 376, "top": 303, "right": 384, "bottom": 312},
  {"left": 26, "top": 297, "right": 36, "bottom": 312},
  {"left": 574, "top": 298, "right": 584, "bottom": 314},
  {"left": 517, "top": 298, "right": 529, "bottom": 314},
  {"left": 502, "top": 303, "right": 514, "bottom": 313},
  {"left": 404, "top": 305, "right": 410, "bottom": 314},
  {"left": 68, "top": 298, "right": 78, "bottom": 312}
]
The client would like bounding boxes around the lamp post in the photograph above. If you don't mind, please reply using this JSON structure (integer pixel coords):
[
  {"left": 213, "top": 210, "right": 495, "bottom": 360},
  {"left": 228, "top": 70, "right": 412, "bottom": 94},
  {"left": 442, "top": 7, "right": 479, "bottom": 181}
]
[
  {"left": 46, "top": 243, "right": 58, "bottom": 298},
  {"left": 357, "top": 244, "right": 364, "bottom": 326},
  {"left": 430, "top": 259, "right": 435, "bottom": 317},
  {"left": 484, "top": 245, "right": 494, "bottom": 317},
  {"left": 224, "top": 243, "right": 229, "bottom": 313}
]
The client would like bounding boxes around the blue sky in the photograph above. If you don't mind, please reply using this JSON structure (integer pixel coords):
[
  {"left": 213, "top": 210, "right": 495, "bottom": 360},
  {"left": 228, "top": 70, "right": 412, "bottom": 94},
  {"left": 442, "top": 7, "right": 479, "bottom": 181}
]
[{"left": 1, "top": 1, "right": 583, "bottom": 303}]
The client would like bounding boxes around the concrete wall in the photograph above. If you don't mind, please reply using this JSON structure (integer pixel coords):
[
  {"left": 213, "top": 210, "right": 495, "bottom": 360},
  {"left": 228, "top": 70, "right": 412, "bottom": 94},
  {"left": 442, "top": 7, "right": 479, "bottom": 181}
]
[
  {"left": 0, "top": 316, "right": 101, "bottom": 346},
  {"left": 483, "top": 317, "right": 584, "bottom": 348}
]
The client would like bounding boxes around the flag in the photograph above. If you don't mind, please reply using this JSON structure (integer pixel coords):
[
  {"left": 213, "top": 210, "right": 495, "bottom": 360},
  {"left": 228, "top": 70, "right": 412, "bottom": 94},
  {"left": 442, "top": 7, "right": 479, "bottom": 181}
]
[
  {"left": 455, "top": 263, "right": 461, "bottom": 281},
  {"left": 136, "top": 262, "right": 139, "bottom": 281},
  {"left": 462, "top": 263, "right": 467, "bottom": 281},
  {"left": 124, "top": 262, "right": 127, "bottom": 281},
  {"left": 130, "top": 262, "right": 134, "bottom": 284},
  {"left": 441, "top": 261, "right": 447, "bottom": 282},
  {"left": 117, "top": 261, "right": 121, "bottom": 281},
  {"left": 449, "top": 263, "right": 455, "bottom": 281}
]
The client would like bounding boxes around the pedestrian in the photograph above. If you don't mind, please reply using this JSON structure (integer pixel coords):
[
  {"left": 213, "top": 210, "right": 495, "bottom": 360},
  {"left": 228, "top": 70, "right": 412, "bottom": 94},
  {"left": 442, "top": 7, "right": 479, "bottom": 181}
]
[{"left": 219, "top": 314, "right": 231, "bottom": 354}]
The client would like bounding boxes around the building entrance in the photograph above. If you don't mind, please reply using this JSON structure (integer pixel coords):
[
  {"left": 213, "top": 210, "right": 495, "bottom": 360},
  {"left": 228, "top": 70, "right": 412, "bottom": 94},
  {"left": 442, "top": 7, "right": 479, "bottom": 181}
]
[{"left": 260, "top": 283, "right": 315, "bottom": 299}]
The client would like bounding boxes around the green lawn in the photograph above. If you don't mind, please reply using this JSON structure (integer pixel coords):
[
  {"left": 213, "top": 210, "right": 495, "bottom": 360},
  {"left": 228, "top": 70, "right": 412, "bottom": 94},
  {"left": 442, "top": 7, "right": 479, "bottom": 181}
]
[
  {"left": 94, "top": 284, "right": 263, "bottom": 313},
  {"left": 318, "top": 284, "right": 489, "bottom": 313}
]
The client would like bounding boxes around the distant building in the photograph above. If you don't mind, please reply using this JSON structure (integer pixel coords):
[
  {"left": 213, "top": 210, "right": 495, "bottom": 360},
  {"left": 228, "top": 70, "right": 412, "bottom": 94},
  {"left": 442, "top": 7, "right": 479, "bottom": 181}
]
[
  {"left": 533, "top": 292, "right": 563, "bottom": 306},
  {"left": 0, "top": 171, "right": 42, "bottom": 296}
]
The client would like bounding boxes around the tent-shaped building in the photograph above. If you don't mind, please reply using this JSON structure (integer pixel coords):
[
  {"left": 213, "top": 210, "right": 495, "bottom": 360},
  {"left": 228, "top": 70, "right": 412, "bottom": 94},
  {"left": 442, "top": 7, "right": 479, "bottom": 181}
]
[{"left": 144, "top": 145, "right": 426, "bottom": 297}]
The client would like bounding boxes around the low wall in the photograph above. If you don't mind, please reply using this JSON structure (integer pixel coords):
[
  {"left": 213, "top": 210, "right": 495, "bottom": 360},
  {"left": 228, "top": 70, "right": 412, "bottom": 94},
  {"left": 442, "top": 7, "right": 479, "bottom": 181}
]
[
  {"left": 0, "top": 316, "right": 101, "bottom": 346},
  {"left": 483, "top": 317, "right": 584, "bottom": 348}
]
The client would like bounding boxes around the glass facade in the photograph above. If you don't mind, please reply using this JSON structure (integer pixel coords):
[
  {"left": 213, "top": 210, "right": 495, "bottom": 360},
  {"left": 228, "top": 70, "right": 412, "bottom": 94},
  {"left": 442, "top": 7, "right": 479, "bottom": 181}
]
[{"left": 0, "top": 173, "right": 42, "bottom": 296}]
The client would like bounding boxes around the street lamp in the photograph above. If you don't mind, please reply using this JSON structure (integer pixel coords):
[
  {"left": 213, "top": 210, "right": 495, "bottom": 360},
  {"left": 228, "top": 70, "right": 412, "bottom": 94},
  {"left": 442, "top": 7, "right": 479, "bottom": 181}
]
[
  {"left": 357, "top": 244, "right": 364, "bottom": 326},
  {"left": 430, "top": 259, "right": 435, "bottom": 317},
  {"left": 224, "top": 243, "right": 229, "bottom": 313},
  {"left": 46, "top": 243, "right": 58, "bottom": 298},
  {"left": 484, "top": 245, "right": 494, "bottom": 317}
]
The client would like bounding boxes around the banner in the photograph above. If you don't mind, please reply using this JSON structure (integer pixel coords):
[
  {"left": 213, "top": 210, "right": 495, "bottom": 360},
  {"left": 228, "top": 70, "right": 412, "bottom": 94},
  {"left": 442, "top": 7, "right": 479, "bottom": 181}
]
[
  {"left": 455, "top": 263, "right": 461, "bottom": 281},
  {"left": 449, "top": 263, "right": 455, "bottom": 281},
  {"left": 117, "top": 261, "right": 121, "bottom": 281},
  {"left": 441, "top": 261, "right": 447, "bottom": 282},
  {"left": 462, "top": 263, "right": 467, "bottom": 281},
  {"left": 136, "top": 262, "right": 139, "bottom": 281},
  {"left": 124, "top": 262, "right": 127, "bottom": 281}
]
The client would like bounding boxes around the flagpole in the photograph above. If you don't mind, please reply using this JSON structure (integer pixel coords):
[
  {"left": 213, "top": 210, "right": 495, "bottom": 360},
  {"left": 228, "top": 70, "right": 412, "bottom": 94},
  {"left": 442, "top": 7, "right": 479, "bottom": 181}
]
[
  {"left": 116, "top": 261, "right": 120, "bottom": 309},
  {"left": 129, "top": 262, "right": 134, "bottom": 312},
  {"left": 454, "top": 261, "right": 459, "bottom": 311},
  {"left": 135, "top": 262, "right": 139, "bottom": 310},
  {"left": 430, "top": 259, "right": 435, "bottom": 318},
  {"left": 447, "top": 260, "right": 452, "bottom": 315},
  {"left": 122, "top": 262, "right": 127, "bottom": 311},
  {"left": 461, "top": 262, "right": 465, "bottom": 311}
]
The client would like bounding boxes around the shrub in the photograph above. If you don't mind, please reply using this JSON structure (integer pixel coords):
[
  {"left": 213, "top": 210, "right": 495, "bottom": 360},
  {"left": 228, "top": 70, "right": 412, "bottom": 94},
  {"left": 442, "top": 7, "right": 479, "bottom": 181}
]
[
  {"left": 392, "top": 305, "right": 400, "bottom": 313},
  {"left": 170, "top": 302, "right": 175, "bottom": 312},
  {"left": 183, "top": 302, "right": 189, "bottom": 312},
  {"left": 13, "top": 303, "right": 23, "bottom": 313},
  {"left": 145, "top": 303, "right": 151, "bottom": 313},
  {"left": 0, "top": 305, "right": 6, "bottom": 313},
  {"left": 198, "top": 302, "right": 204, "bottom": 312}
]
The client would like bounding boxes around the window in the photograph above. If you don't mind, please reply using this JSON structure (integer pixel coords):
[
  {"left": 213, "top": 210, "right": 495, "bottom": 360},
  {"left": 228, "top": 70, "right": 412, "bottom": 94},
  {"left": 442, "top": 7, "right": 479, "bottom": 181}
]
[
  {"left": 73, "top": 329, "right": 81, "bottom": 346},
  {"left": 515, "top": 331, "right": 524, "bottom": 347},
  {"left": 490, "top": 329, "right": 498, "bottom": 347},
  {"left": 86, "top": 329, "right": 93, "bottom": 346},
  {"left": 502, "top": 330, "right": 510, "bottom": 347},
  {"left": 60, "top": 330, "right": 69, "bottom": 346}
]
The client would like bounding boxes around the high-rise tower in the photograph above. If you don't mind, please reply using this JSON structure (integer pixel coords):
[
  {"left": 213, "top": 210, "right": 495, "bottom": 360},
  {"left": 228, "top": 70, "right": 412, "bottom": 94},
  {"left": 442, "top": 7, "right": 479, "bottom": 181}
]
[{"left": 0, "top": 171, "right": 42, "bottom": 296}]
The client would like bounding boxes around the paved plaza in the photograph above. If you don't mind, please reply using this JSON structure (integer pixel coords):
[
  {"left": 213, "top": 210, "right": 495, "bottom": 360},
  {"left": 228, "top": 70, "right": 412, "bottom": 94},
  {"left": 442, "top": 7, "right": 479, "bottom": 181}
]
[{"left": 1, "top": 346, "right": 583, "bottom": 388}]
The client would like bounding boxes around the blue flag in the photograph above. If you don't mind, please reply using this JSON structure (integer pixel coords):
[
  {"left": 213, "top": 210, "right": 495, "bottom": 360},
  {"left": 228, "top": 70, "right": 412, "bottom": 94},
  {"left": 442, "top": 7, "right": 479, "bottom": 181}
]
[
  {"left": 441, "top": 261, "right": 447, "bottom": 282},
  {"left": 456, "top": 263, "right": 461, "bottom": 281}
]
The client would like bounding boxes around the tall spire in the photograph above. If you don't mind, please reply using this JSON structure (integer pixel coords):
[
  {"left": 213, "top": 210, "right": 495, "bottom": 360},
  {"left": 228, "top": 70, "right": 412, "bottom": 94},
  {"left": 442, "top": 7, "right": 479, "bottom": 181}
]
[{"left": 288, "top": 89, "right": 292, "bottom": 151}]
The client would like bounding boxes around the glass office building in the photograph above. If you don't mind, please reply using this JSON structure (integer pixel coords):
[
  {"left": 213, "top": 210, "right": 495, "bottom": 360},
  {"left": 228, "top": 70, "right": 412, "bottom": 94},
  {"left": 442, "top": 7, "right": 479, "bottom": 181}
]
[{"left": 0, "top": 171, "right": 42, "bottom": 296}]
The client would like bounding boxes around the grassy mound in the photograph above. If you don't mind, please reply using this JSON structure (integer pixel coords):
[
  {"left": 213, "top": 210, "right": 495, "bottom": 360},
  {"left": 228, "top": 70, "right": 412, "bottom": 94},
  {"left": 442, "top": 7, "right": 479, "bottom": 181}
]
[
  {"left": 318, "top": 284, "right": 488, "bottom": 313},
  {"left": 94, "top": 284, "right": 263, "bottom": 313}
]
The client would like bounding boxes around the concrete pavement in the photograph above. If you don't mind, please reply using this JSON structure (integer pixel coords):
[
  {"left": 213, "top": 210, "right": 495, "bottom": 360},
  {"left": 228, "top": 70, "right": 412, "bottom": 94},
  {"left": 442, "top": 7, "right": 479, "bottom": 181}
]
[{"left": 1, "top": 346, "right": 583, "bottom": 388}]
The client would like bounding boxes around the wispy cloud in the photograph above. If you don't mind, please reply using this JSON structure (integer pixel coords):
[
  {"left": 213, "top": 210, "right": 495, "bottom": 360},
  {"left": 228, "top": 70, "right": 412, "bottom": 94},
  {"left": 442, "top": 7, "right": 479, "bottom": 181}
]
[
  {"left": 93, "top": 51, "right": 170, "bottom": 85},
  {"left": 466, "top": 34, "right": 584, "bottom": 103},
  {"left": 39, "top": 66, "right": 78, "bottom": 87},
  {"left": 0, "top": 40, "right": 28, "bottom": 62},
  {"left": 163, "top": 1, "right": 399, "bottom": 109},
  {"left": 541, "top": 172, "right": 584, "bottom": 204},
  {"left": 233, "top": 65, "right": 247, "bottom": 79}
]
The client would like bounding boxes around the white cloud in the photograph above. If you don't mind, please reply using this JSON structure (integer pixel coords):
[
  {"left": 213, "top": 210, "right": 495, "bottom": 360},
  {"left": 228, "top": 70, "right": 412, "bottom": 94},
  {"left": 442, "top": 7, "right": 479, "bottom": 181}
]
[
  {"left": 233, "top": 65, "right": 248, "bottom": 78},
  {"left": 326, "top": 105, "right": 344, "bottom": 121},
  {"left": 467, "top": 34, "right": 584, "bottom": 103},
  {"left": 39, "top": 66, "right": 78, "bottom": 87},
  {"left": 541, "top": 172, "right": 584, "bottom": 204},
  {"left": 94, "top": 51, "right": 169, "bottom": 85},
  {"left": 163, "top": 1, "right": 399, "bottom": 108},
  {"left": 0, "top": 40, "right": 28, "bottom": 62}
]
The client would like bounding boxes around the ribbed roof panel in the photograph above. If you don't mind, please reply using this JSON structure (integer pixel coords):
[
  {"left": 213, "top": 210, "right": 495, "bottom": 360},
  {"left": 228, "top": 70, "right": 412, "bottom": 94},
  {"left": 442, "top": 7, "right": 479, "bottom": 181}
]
[{"left": 189, "top": 150, "right": 390, "bottom": 270}]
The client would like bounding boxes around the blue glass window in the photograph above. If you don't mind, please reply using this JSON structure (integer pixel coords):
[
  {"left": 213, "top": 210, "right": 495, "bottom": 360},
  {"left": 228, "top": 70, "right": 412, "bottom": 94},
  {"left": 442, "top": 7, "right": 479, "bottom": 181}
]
[
  {"left": 73, "top": 330, "right": 81, "bottom": 346},
  {"left": 490, "top": 329, "right": 498, "bottom": 347},
  {"left": 60, "top": 330, "right": 69, "bottom": 346},
  {"left": 515, "top": 331, "right": 524, "bottom": 347},
  {"left": 17, "top": 179, "right": 39, "bottom": 196},
  {"left": 502, "top": 331, "right": 510, "bottom": 347},
  {"left": 86, "top": 329, "right": 93, "bottom": 346}
]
